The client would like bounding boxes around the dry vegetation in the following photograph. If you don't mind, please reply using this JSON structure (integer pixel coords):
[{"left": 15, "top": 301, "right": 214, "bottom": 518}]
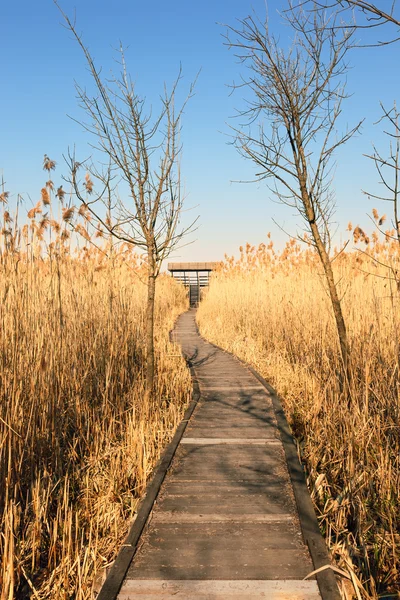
[
  {"left": 197, "top": 226, "right": 400, "bottom": 600},
  {"left": 0, "top": 170, "right": 191, "bottom": 599}
]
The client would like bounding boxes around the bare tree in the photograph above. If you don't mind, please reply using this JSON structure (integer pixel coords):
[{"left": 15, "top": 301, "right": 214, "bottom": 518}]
[
  {"left": 225, "top": 4, "right": 362, "bottom": 376},
  {"left": 363, "top": 102, "right": 400, "bottom": 246},
  {"left": 308, "top": 1, "right": 400, "bottom": 44},
  {"left": 359, "top": 102, "right": 400, "bottom": 292},
  {"left": 342, "top": 0, "right": 400, "bottom": 25},
  {"left": 57, "top": 5, "right": 196, "bottom": 396}
]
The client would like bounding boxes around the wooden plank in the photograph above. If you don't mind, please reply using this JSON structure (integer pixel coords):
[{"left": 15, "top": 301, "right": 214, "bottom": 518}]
[
  {"left": 127, "top": 546, "right": 314, "bottom": 580},
  {"left": 196, "top": 374, "right": 260, "bottom": 381},
  {"left": 194, "top": 397, "right": 275, "bottom": 412},
  {"left": 161, "top": 480, "right": 289, "bottom": 495},
  {"left": 186, "top": 414, "right": 278, "bottom": 430},
  {"left": 157, "top": 500, "right": 294, "bottom": 516},
  {"left": 199, "top": 385, "right": 266, "bottom": 391},
  {"left": 130, "top": 521, "right": 306, "bottom": 549},
  {"left": 181, "top": 438, "right": 281, "bottom": 445},
  {"left": 170, "top": 450, "right": 286, "bottom": 472},
  {"left": 183, "top": 427, "right": 280, "bottom": 439},
  {"left": 118, "top": 579, "right": 321, "bottom": 599},
  {"left": 152, "top": 512, "right": 294, "bottom": 523},
  {"left": 156, "top": 483, "right": 296, "bottom": 515}
]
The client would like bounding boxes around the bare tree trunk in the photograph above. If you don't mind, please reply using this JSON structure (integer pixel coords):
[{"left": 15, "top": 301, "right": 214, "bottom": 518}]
[
  {"left": 145, "top": 251, "right": 156, "bottom": 396},
  {"left": 297, "top": 160, "right": 350, "bottom": 373},
  {"left": 306, "top": 201, "right": 350, "bottom": 372}
]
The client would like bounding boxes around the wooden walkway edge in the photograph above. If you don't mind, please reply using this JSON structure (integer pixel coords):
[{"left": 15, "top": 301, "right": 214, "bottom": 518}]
[{"left": 98, "top": 309, "right": 340, "bottom": 600}]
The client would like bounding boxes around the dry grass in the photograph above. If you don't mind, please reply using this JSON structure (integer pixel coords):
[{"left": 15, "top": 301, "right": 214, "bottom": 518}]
[
  {"left": 0, "top": 170, "right": 191, "bottom": 598},
  {"left": 197, "top": 233, "right": 400, "bottom": 600}
]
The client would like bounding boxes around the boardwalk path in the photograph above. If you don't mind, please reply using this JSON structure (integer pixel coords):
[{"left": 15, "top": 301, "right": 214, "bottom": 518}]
[{"left": 108, "top": 309, "right": 339, "bottom": 599}]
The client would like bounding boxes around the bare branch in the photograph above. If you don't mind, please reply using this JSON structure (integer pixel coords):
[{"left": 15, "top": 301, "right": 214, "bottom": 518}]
[
  {"left": 363, "top": 102, "right": 400, "bottom": 245},
  {"left": 303, "top": 0, "right": 400, "bottom": 45}
]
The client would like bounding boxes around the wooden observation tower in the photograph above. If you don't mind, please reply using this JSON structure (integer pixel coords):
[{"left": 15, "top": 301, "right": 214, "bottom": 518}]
[{"left": 168, "top": 262, "right": 219, "bottom": 307}]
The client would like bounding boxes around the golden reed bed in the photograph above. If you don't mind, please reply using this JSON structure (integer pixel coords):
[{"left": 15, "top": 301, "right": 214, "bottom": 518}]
[{"left": 0, "top": 249, "right": 191, "bottom": 598}]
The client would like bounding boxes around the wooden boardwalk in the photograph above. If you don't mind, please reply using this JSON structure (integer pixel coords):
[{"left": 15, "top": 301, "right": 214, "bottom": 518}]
[{"left": 100, "top": 309, "right": 340, "bottom": 600}]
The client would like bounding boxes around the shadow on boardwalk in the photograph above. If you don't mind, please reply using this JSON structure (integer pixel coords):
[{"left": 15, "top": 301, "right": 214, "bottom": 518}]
[{"left": 99, "top": 309, "right": 340, "bottom": 600}]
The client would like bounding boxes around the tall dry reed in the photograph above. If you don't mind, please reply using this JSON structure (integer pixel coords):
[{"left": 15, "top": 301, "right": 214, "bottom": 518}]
[{"left": 0, "top": 173, "right": 191, "bottom": 598}]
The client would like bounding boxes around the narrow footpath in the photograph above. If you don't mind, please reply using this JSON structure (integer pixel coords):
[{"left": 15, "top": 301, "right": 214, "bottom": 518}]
[{"left": 111, "top": 309, "right": 339, "bottom": 599}]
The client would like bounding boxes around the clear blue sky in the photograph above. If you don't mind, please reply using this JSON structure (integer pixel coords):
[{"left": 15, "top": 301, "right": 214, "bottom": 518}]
[{"left": 1, "top": 1, "right": 399, "bottom": 261}]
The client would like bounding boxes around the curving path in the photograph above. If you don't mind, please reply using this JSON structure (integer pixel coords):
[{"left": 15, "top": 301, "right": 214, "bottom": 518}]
[{"left": 105, "top": 309, "right": 339, "bottom": 599}]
